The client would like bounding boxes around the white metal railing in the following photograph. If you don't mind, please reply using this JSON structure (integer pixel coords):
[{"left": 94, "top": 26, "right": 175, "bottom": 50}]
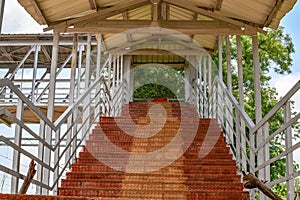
[
  {"left": 192, "top": 76, "right": 300, "bottom": 200},
  {"left": 0, "top": 75, "right": 127, "bottom": 194}
]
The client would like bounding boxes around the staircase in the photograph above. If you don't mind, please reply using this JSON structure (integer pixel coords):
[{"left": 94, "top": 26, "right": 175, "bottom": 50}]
[{"left": 0, "top": 102, "right": 248, "bottom": 200}]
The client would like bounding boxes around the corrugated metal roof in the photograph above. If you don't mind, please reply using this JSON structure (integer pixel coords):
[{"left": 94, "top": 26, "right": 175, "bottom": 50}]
[{"left": 16, "top": 0, "right": 297, "bottom": 53}]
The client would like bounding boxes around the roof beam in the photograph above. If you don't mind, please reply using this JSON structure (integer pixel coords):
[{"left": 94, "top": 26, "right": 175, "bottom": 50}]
[
  {"left": 150, "top": 0, "right": 162, "bottom": 26},
  {"left": 0, "top": 47, "right": 14, "bottom": 61},
  {"left": 163, "top": 0, "right": 266, "bottom": 34},
  {"left": 68, "top": 19, "right": 255, "bottom": 35},
  {"left": 125, "top": 49, "right": 203, "bottom": 56},
  {"left": 28, "top": 0, "right": 47, "bottom": 24},
  {"left": 88, "top": 0, "right": 97, "bottom": 10},
  {"left": 264, "top": 0, "right": 285, "bottom": 27},
  {"left": 122, "top": 12, "right": 133, "bottom": 43},
  {"left": 44, "top": 0, "right": 149, "bottom": 32},
  {"left": 66, "top": 26, "right": 256, "bottom": 35},
  {"left": 215, "top": 0, "right": 223, "bottom": 11}
]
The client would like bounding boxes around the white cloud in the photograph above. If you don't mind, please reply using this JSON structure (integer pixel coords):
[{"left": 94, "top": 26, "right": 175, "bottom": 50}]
[
  {"left": 2, "top": 0, "right": 45, "bottom": 33},
  {"left": 270, "top": 72, "right": 300, "bottom": 112}
]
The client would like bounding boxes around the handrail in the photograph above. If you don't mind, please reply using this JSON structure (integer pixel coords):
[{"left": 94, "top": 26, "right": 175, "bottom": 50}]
[
  {"left": 54, "top": 75, "right": 105, "bottom": 128},
  {"left": 200, "top": 76, "right": 300, "bottom": 199},
  {"left": 0, "top": 73, "right": 128, "bottom": 194},
  {"left": 0, "top": 78, "right": 55, "bottom": 130},
  {"left": 213, "top": 77, "right": 255, "bottom": 128},
  {"left": 251, "top": 80, "right": 300, "bottom": 134}
]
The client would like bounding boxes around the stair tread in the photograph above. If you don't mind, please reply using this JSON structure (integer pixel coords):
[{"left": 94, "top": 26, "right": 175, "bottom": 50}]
[{"left": 57, "top": 102, "right": 247, "bottom": 199}]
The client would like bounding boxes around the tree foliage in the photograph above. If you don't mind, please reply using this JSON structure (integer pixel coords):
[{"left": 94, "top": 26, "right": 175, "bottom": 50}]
[
  {"left": 218, "top": 27, "right": 299, "bottom": 197},
  {"left": 133, "top": 66, "right": 185, "bottom": 100}
]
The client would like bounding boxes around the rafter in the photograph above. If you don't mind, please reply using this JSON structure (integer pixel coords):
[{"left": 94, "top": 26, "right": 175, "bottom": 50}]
[
  {"left": 28, "top": 0, "right": 47, "bottom": 24},
  {"left": 0, "top": 47, "right": 14, "bottom": 61},
  {"left": 150, "top": 0, "right": 162, "bottom": 27},
  {"left": 122, "top": 12, "right": 133, "bottom": 43},
  {"left": 163, "top": 0, "right": 266, "bottom": 34},
  {"left": 41, "top": 46, "right": 51, "bottom": 62},
  {"left": 88, "top": 0, "right": 97, "bottom": 10},
  {"left": 215, "top": 0, "right": 223, "bottom": 11},
  {"left": 44, "top": 0, "right": 149, "bottom": 31}
]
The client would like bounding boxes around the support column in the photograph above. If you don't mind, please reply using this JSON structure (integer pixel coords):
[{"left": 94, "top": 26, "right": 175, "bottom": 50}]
[
  {"left": 236, "top": 35, "right": 246, "bottom": 172},
  {"left": 218, "top": 35, "right": 223, "bottom": 81},
  {"left": 66, "top": 33, "right": 78, "bottom": 166},
  {"left": 31, "top": 45, "right": 40, "bottom": 103},
  {"left": 253, "top": 35, "right": 265, "bottom": 200},
  {"left": 285, "top": 102, "right": 295, "bottom": 200},
  {"left": 76, "top": 45, "right": 84, "bottom": 98},
  {"left": 95, "top": 33, "right": 102, "bottom": 121},
  {"left": 225, "top": 36, "right": 233, "bottom": 145},
  {"left": 83, "top": 34, "right": 91, "bottom": 139},
  {"left": 208, "top": 56, "right": 212, "bottom": 93},
  {"left": 0, "top": 0, "right": 5, "bottom": 33},
  {"left": 217, "top": 35, "right": 223, "bottom": 124},
  {"left": 11, "top": 99, "right": 24, "bottom": 193},
  {"left": 43, "top": 30, "right": 59, "bottom": 194},
  {"left": 123, "top": 55, "right": 132, "bottom": 103}
]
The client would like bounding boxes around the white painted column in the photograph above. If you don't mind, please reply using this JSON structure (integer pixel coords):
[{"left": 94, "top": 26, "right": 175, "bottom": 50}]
[
  {"left": 217, "top": 35, "right": 223, "bottom": 124},
  {"left": 285, "top": 102, "right": 295, "bottom": 200},
  {"left": 253, "top": 35, "right": 265, "bottom": 200},
  {"left": 11, "top": 99, "right": 24, "bottom": 193},
  {"left": 208, "top": 56, "right": 212, "bottom": 93},
  {"left": 31, "top": 45, "right": 40, "bottom": 103},
  {"left": 0, "top": 0, "right": 5, "bottom": 33},
  {"left": 108, "top": 54, "right": 112, "bottom": 91},
  {"left": 66, "top": 34, "right": 78, "bottom": 166},
  {"left": 95, "top": 33, "right": 102, "bottom": 121},
  {"left": 123, "top": 55, "right": 132, "bottom": 103},
  {"left": 218, "top": 35, "right": 223, "bottom": 81},
  {"left": 43, "top": 30, "right": 59, "bottom": 194},
  {"left": 76, "top": 45, "right": 84, "bottom": 98},
  {"left": 236, "top": 35, "right": 246, "bottom": 172},
  {"left": 117, "top": 55, "right": 120, "bottom": 88},
  {"left": 184, "top": 66, "right": 190, "bottom": 102},
  {"left": 83, "top": 34, "right": 91, "bottom": 140},
  {"left": 112, "top": 54, "right": 116, "bottom": 92},
  {"left": 225, "top": 36, "right": 233, "bottom": 145}
]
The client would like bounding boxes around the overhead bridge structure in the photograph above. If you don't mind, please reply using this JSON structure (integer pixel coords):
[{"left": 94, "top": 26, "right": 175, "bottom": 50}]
[{"left": 0, "top": 0, "right": 299, "bottom": 199}]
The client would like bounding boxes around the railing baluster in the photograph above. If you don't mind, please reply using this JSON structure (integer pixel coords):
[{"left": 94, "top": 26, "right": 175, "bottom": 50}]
[{"left": 284, "top": 101, "right": 295, "bottom": 200}]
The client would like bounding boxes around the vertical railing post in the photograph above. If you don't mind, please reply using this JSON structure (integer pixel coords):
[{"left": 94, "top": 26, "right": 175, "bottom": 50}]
[
  {"left": 263, "top": 122, "right": 270, "bottom": 184},
  {"left": 83, "top": 34, "right": 92, "bottom": 140},
  {"left": 252, "top": 34, "right": 265, "bottom": 200},
  {"left": 76, "top": 45, "right": 84, "bottom": 98},
  {"left": 11, "top": 98, "right": 24, "bottom": 193},
  {"left": 235, "top": 111, "right": 241, "bottom": 171},
  {"left": 112, "top": 54, "right": 116, "bottom": 93},
  {"left": 95, "top": 33, "right": 102, "bottom": 122},
  {"left": 284, "top": 101, "right": 295, "bottom": 200},
  {"left": 36, "top": 120, "right": 45, "bottom": 194},
  {"left": 225, "top": 36, "right": 233, "bottom": 145},
  {"left": 43, "top": 30, "right": 59, "bottom": 194},
  {"left": 66, "top": 33, "right": 78, "bottom": 166},
  {"left": 53, "top": 129, "right": 61, "bottom": 195},
  {"left": 218, "top": 35, "right": 223, "bottom": 81},
  {"left": 0, "top": 0, "right": 5, "bottom": 33},
  {"left": 236, "top": 35, "right": 247, "bottom": 172},
  {"left": 31, "top": 45, "right": 40, "bottom": 103},
  {"left": 217, "top": 36, "right": 223, "bottom": 125}
]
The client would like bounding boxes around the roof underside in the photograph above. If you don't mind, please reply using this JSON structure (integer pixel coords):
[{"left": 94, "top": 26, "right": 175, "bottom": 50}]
[{"left": 16, "top": 0, "right": 297, "bottom": 53}]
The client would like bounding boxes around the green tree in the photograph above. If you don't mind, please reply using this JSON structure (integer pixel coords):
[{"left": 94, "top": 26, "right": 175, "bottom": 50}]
[
  {"left": 217, "top": 27, "right": 299, "bottom": 197},
  {"left": 133, "top": 66, "right": 185, "bottom": 100}
]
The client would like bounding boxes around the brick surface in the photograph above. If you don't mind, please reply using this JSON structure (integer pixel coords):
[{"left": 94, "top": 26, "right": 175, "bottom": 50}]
[{"left": 2, "top": 102, "right": 248, "bottom": 200}]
